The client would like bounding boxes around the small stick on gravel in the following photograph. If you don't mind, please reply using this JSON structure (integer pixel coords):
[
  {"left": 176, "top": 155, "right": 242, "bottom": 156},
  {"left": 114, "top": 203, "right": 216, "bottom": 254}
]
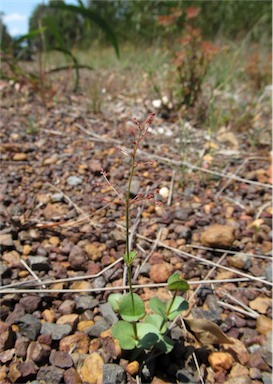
[
  {"left": 218, "top": 302, "right": 259, "bottom": 319},
  {"left": 116, "top": 228, "right": 273, "bottom": 287},
  {"left": 133, "top": 227, "right": 163, "bottom": 280},
  {"left": 186, "top": 244, "right": 272, "bottom": 260},
  {"left": 0, "top": 278, "right": 252, "bottom": 295},
  {"left": 20, "top": 259, "right": 46, "bottom": 289},
  {"left": 221, "top": 290, "right": 260, "bottom": 317},
  {"left": 138, "top": 151, "right": 272, "bottom": 189},
  {"left": 256, "top": 201, "right": 272, "bottom": 220},
  {"left": 216, "top": 159, "right": 248, "bottom": 198},
  {"left": 187, "top": 253, "right": 228, "bottom": 305},
  {"left": 1, "top": 257, "right": 123, "bottom": 290}
]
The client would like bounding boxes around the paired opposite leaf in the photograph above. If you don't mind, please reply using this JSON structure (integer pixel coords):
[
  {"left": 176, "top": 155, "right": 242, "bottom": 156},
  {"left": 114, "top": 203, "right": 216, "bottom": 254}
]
[
  {"left": 108, "top": 293, "right": 123, "bottom": 313},
  {"left": 150, "top": 296, "right": 188, "bottom": 321},
  {"left": 167, "top": 296, "right": 189, "bottom": 320},
  {"left": 168, "top": 273, "right": 189, "bottom": 292},
  {"left": 149, "top": 297, "right": 168, "bottom": 321},
  {"left": 119, "top": 293, "right": 145, "bottom": 322},
  {"left": 124, "top": 250, "right": 137, "bottom": 265},
  {"left": 112, "top": 321, "right": 159, "bottom": 350},
  {"left": 144, "top": 314, "right": 167, "bottom": 334}
]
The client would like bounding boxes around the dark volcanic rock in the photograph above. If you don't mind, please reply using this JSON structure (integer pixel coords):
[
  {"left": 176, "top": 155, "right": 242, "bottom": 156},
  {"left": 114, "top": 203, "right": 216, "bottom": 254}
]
[
  {"left": 37, "top": 365, "right": 64, "bottom": 383},
  {"left": 75, "top": 296, "right": 99, "bottom": 312},
  {"left": 49, "top": 350, "right": 73, "bottom": 368},
  {"left": 40, "top": 322, "right": 72, "bottom": 340},
  {"left": 103, "top": 363, "right": 126, "bottom": 384},
  {"left": 5, "top": 303, "right": 25, "bottom": 324},
  {"left": 14, "top": 336, "right": 30, "bottom": 358},
  {"left": 19, "top": 295, "right": 41, "bottom": 313},
  {"left": 27, "top": 255, "right": 51, "bottom": 271},
  {"left": 86, "top": 319, "right": 110, "bottom": 337},
  {"left": 0, "top": 322, "right": 16, "bottom": 352},
  {"left": 26, "top": 341, "right": 51, "bottom": 364},
  {"left": 64, "top": 367, "right": 83, "bottom": 384},
  {"left": 16, "top": 314, "right": 41, "bottom": 341}
]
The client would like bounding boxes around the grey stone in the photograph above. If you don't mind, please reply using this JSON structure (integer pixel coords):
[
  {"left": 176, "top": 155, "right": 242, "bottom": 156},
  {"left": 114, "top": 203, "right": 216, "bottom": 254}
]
[
  {"left": 0, "top": 262, "right": 9, "bottom": 277},
  {"left": 262, "top": 372, "right": 272, "bottom": 384},
  {"left": 191, "top": 307, "right": 221, "bottom": 323},
  {"left": 37, "top": 366, "right": 64, "bottom": 384},
  {"left": 100, "top": 303, "right": 118, "bottom": 326},
  {"left": 68, "top": 245, "right": 87, "bottom": 271},
  {"left": 75, "top": 295, "right": 98, "bottom": 312},
  {"left": 262, "top": 331, "right": 272, "bottom": 367},
  {"left": 176, "top": 368, "right": 195, "bottom": 383},
  {"left": 51, "top": 193, "right": 64, "bottom": 203},
  {"left": 27, "top": 256, "right": 51, "bottom": 271},
  {"left": 103, "top": 363, "right": 126, "bottom": 384},
  {"left": 86, "top": 318, "right": 109, "bottom": 337},
  {"left": 205, "top": 294, "right": 223, "bottom": 316},
  {"left": 174, "top": 207, "right": 193, "bottom": 221},
  {"left": 0, "top": 233, "right": 13, "bottom": 247},
  {"left": 225, "top": 377, "right": 252, "bottom": 384},
  {"left": 17, "top": 314, "right": 41, "bottom": 341},
  {"left": 67, "top": 176, "right": 83, "bottom": 186},
  {"left": 129, "top": 178, "right": 140, "bottom": 197},
  {"left": 92, "top": 276, "right": 106, "bottom": 289},
  {"left": 40, "top": 323, "right": 72, "bottom": 340},
  {"left": 264, "top": 263, "right": 272, "bottom": 283},
  {"left": 174, "top": 225, "right": 191, "bottom": 240}
]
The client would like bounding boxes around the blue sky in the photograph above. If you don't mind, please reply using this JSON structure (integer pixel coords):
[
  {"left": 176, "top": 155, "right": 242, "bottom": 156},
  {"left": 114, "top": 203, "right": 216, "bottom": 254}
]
[{"left": 0, "top": 0, "right": 79, "bottom": 37}]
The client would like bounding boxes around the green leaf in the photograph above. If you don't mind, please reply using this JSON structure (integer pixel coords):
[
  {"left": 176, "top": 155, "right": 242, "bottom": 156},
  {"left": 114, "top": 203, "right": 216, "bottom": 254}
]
[
  {"left": 167, "top": 273, "right": 190, "bottom": 292},
  {"left": 156, "top": 335, "right": 174, "bottom": 353},
  {"left": 136, "top": 323, "right": 160, "bottom": 349},
  {"left": 49, "top": 3, "right": 119, "bottom": 58},
  {"left": 108, "top": 293, "right": 123, "bottom": 313},
  {"left": 144, "top": 314, "right": 167, "bottom": 334},
  {"left": 124, "top": 250, "right": 137, "bottom": 265},
  {"left": 14, "top": 28, "right": 46, "bottom": 46},
  {"left": 43, "top": 16, "right": 65, "bottom": 50},
  {"left": 149, "top": 297, "right": 168, "bottom": 321},
  {"left": 119, "top": 293, "right": 145, "bottom": 322},
  {"left": 112, "top": 321, "right": 160, "bottom": 351},
  {"left": 167, "top": 296, "right": 189, "bottom": 321},
  {"left": 111, "top": 321, "right": 137, "bottom": 350}
]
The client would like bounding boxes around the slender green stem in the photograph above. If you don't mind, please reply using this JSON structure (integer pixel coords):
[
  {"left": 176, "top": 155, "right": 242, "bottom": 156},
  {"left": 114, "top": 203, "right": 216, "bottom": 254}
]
[
  {"left": 132, "top": 322, "right": 138, "bottom": 340},
  {"left": 125, "top": 145, "right": 138, "bottom": 312},
  {"left": 159, "top": 291, "right": 177, "bottom": 332}
]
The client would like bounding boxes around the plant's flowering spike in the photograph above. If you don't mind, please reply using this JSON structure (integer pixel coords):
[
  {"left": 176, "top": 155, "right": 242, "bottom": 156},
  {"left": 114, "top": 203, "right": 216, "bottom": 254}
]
[
  {"left": 144, "top": 113, "right": 156, "bottom": 125},
  {"left": 100, "top": 168, "right": 107, "bottom": 177},
  {"left": 129, "top": 189, "right": 163, "bottom": 207}
]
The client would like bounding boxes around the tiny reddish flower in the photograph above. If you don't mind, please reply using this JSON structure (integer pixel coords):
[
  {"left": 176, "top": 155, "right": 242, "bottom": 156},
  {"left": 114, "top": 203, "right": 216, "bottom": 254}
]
[
  {"left": 157, "top": 14, "right": 177, "bottom": 27},
  {"left": 185, "top": 6, "right": 200, "bottom": 20}
]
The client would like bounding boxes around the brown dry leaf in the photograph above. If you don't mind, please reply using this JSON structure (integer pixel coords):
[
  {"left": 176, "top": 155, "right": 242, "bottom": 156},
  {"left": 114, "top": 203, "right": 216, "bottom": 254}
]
[{"left": 185, "top": 318, "right": 234, "bottom": 345}]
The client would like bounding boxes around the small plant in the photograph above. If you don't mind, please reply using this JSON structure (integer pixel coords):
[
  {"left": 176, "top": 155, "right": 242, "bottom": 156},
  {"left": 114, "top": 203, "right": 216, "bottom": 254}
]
[
  {"left": 103, "top": 114, "right": 189, "bottom": 355},
  {"left": 157, "top": 7, "right": 220, "bottom": 112},
  {"left": 244, "top": 46, "right": 272, "bottom": 91}
]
